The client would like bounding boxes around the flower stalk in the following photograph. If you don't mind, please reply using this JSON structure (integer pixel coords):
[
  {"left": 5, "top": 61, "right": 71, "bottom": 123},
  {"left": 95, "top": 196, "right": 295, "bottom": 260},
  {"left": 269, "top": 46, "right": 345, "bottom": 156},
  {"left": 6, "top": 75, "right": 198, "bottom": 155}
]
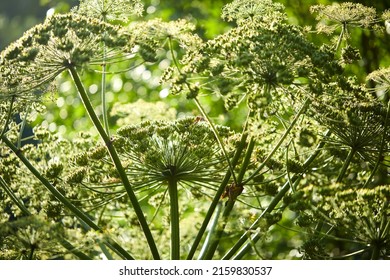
[
  {"left": 168, "top": 178, "right": 180, "bottom": 259},
  {"left": 68, "top": 66, "right": 160, "bottom": 260}
]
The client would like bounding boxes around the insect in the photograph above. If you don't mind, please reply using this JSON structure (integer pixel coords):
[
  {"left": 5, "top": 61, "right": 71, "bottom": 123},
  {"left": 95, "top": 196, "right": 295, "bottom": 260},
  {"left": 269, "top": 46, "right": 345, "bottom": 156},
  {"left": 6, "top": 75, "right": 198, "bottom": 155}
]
[
  {"left": 193, "top": 116, "right": 205, "bottom": 124},
  {"left": 221, "top": 182, "right": 244, "bottom": 203}
]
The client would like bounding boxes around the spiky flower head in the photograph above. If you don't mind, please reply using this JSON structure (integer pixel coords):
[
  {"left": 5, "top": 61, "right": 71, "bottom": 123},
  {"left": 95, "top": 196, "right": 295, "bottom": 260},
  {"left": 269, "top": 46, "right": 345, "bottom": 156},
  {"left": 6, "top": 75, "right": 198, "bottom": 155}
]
[
  {"left": 221, "top": 0, "right": 286, "bottom": 25},
  {"left": 311, "top": 81, "right": 389, "bottom": 166},
  {"left": 310, "top": 2, "right": 379, "bottom": 35},
  {"left": 165, "top": 12, "right": 341, "bottom": 115},
  {"left": 0, "top": 14, "right": 130, "bottom": 97},
  {"left": 74, "top": 0, "right": 143, "bottom": 22},
  {"left": 297, "top": 184, "right": 390, "bottom": 259},
  {"left": 128, "top": 18, "right": 202, "bottom": 63},
  {"left": 116, "top": 117, "right": 233, "bottom": 198},
  {"left": 367, "top": 67, "right": 390, "bottom": 98}
]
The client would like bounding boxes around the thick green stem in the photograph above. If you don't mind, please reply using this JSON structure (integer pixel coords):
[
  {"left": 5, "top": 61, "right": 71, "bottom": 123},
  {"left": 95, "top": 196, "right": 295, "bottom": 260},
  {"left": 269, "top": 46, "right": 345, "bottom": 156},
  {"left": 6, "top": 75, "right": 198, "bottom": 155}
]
[
  {"left": 203, "top": 200, "right": 235, "bottom": 259},
  {"left": 202, "top": 138, "right": 255, "bottom": 259},
  {"left": 1, "top": 134, "right": 133, "bottom": 260},
  {"left": 197, "top": 201, "right": 223, "bottom": 260},
  {"left": 168, "top": 178, "right": 180, "bottom": 259},
  {"left": 186, "top": 133, "right": 248, "bottom": 260},
  {"left": 0, "top": 175, "right": 30, "bottom": 215},
  {"left": 336, "top": 148, "right": 355, "bottom": 182},
  {"left": 17, "top": 103, "right": 30, "bottom": 149},
  {"left": 370, "top": 245, "right": 381, "bottom": 260},
  {"left": 68, "top": 66, "right": 160, "bottom": 260},
  {"left": 223, "top": 130, "right": 331, "bottom": 259},
  {"left": 237, "top": 137, "right": 255, "bottom": 183}
]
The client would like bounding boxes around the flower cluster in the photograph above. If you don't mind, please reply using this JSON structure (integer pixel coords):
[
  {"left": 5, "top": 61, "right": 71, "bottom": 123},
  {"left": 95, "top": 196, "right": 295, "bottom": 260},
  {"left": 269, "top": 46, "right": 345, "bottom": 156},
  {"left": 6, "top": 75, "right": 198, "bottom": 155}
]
[
  {"left": 115, "top": 117, "right": 233, "bottom": 198},
  {"left": 110, "top": 99, "right": 177, "bottom": 126},
  {"left": 295, "top": 183, "right": 390, "bottom": 259},
  {"left": 0, "top": 13, "right": 130, "bottom": 97},
  {"left": 221, "top": 0, "right": 286, "bottom": 25},
  {"left": 74, "top": 0, "right": 143, "bottom": 22},
  {"left": 367, "top": 67, "right": 390, "bottom": 98},
  {"left": 310, "top": 3, "right": 380, "bottom": 35},
  {"left": 164, "top": 0, "right": 342, "bottom": 117},
  {"left": 128, "top": 18, "right": 202, "bottom": 63}
]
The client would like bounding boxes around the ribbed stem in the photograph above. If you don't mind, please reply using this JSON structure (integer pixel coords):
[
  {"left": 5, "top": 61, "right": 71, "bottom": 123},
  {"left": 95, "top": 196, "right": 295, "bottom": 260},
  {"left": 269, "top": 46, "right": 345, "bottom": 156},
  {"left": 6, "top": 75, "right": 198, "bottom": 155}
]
[
  {"left": 168, "top": 178, "right": 180, "bottom": 259},
  {"left": 68, "top": 66, "right": 160, "bottom": 260}
]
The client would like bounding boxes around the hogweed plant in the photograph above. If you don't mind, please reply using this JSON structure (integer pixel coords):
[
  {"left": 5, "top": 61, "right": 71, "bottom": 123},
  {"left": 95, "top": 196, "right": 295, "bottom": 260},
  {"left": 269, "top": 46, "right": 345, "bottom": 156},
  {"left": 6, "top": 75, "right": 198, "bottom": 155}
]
[{"left": 0, "top": 0, "right": 389, "bottom": 260}]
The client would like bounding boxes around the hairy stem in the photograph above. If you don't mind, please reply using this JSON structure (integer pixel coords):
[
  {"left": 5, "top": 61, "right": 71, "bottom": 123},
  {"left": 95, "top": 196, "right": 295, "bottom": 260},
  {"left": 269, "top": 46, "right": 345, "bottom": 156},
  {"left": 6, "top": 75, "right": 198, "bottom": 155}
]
[
  {"left": 68, "top": 66, "right": 160, "bottom": 260},
  {"left": 168, "top": 178, "right": 180, "bottom": 259}
]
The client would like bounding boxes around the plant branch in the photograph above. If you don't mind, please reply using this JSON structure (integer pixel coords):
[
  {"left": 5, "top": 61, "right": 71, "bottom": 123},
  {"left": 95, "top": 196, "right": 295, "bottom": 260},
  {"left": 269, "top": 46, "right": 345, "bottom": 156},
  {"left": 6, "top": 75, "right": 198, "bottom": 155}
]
[
  {"left": 222, "top": 130, "right": 331, "bottom": 259},
  {"left": 68, "top": 66, "right": 160, "bottom": 260},
  {"left": 243, "top": 98, "right": 310, "bottom": 185},
  {"left": 336, "top": 148, "right": 355, "bottom": 182},
  {"left": 197, "top": 201, "right": 223, "bottom": 260},
  {"left": 194, "top": 97, "right": 238, "bottom": 184},
  {"left": 101, "top": 51, "right": 110, "bottom": 137},
  {"left": 0, "top": 96, "right": 15, "bottom": 138},
  {"left": 168, "top": 178, "right": 180, "bottom": 259},
  {"left": 186, "top": 132, "right": 248, "bottom": 260}
]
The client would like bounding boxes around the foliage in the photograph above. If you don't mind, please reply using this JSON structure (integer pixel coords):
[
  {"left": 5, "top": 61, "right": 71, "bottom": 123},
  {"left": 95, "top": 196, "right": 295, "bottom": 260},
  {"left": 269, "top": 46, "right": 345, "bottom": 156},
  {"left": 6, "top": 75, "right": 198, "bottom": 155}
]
[{"left": 1, "top": 0, "right": 390, "bottom": 260}]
